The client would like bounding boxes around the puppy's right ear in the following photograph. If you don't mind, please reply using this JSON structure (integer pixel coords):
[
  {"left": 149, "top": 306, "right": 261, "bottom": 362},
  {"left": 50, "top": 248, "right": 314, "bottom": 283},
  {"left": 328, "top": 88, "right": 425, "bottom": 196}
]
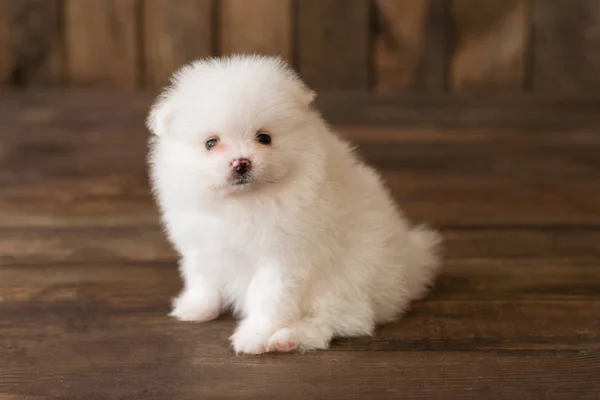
[
  {"left": 300, "top": 87, "right": 316, "bottom": 107},
  {"left": 146, "top": 96, "right": 174, "bottom": 137}
]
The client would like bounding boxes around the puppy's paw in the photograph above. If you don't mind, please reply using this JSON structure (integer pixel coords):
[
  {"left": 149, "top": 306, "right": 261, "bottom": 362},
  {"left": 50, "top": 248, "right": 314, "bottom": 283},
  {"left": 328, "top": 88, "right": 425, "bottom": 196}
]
[
  {"left": 267, "top": 327, "right": 299, "bottom": 353},
  {"left": 268, "top": 322, "right": 332, "bottom": 352},
  {"left": 230, "top": 318, "right": 276, "bottom": 354},
  {"left": 169, "top": 290, "right": 220, "bottom": 322}
]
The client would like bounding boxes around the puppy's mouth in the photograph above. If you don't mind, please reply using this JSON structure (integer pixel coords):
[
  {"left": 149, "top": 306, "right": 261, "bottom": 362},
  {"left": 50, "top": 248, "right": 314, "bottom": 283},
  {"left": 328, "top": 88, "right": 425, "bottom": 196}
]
[
  {"left": 226, "top": 171, "right": 278, "bottom": 192},
  {"left": 231, "top": 176, "right": 252, "bottom": 186}
]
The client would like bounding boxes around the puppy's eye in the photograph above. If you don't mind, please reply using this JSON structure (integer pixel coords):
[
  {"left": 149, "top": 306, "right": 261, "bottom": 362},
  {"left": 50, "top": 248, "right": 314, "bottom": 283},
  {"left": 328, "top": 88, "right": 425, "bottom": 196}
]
[
  {"left": 256, "top": 131, "right": 272, "bottom": 145},
  {"left": 205, "top": 138, "right": 219, "bottom": 150}
]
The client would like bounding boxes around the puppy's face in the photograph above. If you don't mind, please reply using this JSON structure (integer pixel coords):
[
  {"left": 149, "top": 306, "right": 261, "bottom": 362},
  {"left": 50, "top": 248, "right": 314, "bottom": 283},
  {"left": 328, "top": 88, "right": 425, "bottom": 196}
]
[
  {"left": 165, "top": 104, "right": 304, "bottom": 195},
  {"left": 148, "top": 57, "right": 318, "bottom": 196}
]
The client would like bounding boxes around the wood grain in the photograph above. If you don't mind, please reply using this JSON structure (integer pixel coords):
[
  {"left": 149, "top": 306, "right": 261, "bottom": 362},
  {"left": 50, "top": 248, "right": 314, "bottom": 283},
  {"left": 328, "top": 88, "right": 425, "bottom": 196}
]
[
  {"left": 219, "top": 0, "right": 292, "bottom": 62},
  {"left": 3, "top": 256, "right": 600, "bottom": 303},
  {"left": 443, "top": 227, "right": 600, "bottom": 260},
  {"left": 2, "top": 92, "right": 600, "bottom": 225},
  {"left": 1, "top": 314, "right": 599, "bottom": 400},
  {"left": 2, "top": 261, "right": 600, "bottom": 350},
  {"left": 374, "top": 0, "right": 450, "bottom": 93},
  {"left": 534, "top": 0, "right": 600, "bottom": 94},
  {"left": 1, "top": 90, "right": 600, "bottom": 399},
  {"left": 1, "top": 137, "right": 600, "bottom": 225},
  {"left": 0, "top": 0, "right": 10, "bottom": 84},
  {"left": 451, "top": 0, "right": 527, "bottom": 91},
  {"left": 313, "top": 92, "right": 600, "bottom": 127},
  {"left": 0, "top": 0, "right": 63, "bottom": 85},
  {"left": 4, "top": 225, "right": 600, "bottom": 265},
  {"left": 0, "top": 226, "right": 174, "bottom": 265},
  {"left": 297, "top": 0, "right": 370, "bottom": 90},
  {"left": 143, "top": 0, "right": 213, "bottom": 89},
  {"left": 65, "top": 0, "right": 138, "bottom": 88},
  {"left": 4, "top": 89, "right": 600, "bottom": 128}
]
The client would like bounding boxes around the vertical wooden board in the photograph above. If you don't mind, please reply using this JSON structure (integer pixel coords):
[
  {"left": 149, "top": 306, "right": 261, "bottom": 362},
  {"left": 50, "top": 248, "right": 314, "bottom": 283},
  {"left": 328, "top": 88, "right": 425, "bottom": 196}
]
[
  {"left": 297, "top": 0, "right": 370, "bottom": 90},
  {"left": 374, "top": 0, "right": 450, "bottom": 93},
  {"left": 220, "top": 0, "right": 292, "bottom": 62},
  {"left": 534, "top": 0, "right": 600, "bottom": 94},
  {"left": 0, "top": 0, "right": 63, "bottom": 86},
  {"left": 0, "top": 1, "right": 11, "bottom": 85},
  {"left": 143, "top": 0, "right": 213, "bottom": 89},
  {"left": 65, "top": 0, "right": 137, "bottom": 88},
  {"left": 451, "top": 0, "right": 527, "bottom": 91}
]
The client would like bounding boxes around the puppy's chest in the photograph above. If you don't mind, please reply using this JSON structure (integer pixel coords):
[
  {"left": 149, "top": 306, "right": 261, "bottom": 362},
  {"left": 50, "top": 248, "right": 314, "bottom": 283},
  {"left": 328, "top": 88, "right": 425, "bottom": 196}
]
[{"left": 166, "top": 209, "right": 282, "bottom": 254}]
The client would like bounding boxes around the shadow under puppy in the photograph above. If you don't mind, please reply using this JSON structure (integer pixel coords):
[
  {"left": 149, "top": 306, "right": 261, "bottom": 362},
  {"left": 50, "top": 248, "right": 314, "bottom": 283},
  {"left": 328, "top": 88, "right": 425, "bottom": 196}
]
[{"left": 146, "top": 55, "right": 442, "bottom": 354}]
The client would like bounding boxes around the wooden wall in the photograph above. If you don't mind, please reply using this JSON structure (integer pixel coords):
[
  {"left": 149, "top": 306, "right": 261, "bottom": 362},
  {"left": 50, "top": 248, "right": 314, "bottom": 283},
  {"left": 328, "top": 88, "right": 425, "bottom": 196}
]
[{"left": 1, "top": 0, "right": 599, "bottom": 95}]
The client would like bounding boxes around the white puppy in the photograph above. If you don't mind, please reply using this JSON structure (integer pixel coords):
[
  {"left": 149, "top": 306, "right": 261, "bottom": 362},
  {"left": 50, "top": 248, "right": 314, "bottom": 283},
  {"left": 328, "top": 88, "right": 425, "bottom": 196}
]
[{"left": 146, "top": 55, "right": 442, "bottom": 354}]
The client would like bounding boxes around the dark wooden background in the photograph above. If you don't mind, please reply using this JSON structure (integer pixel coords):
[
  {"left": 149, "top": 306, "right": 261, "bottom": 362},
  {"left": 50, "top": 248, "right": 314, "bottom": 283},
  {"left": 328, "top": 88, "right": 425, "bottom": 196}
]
[{"left": 1, "top": 0, "right": 599, "bottom": 94}]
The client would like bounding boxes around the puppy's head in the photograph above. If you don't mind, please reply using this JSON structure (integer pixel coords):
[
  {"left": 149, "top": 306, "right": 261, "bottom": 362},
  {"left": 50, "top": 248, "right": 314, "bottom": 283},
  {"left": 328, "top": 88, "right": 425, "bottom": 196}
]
[{"left": 147, "top": 55, "right": 320, "bottom": 196}]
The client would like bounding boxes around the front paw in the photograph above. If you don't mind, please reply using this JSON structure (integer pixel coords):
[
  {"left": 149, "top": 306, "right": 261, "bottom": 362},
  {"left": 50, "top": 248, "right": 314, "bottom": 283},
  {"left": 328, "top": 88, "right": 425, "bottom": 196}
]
[
  {"left": 230, "top": 318, "right": 276, "bottom": 354},
  {"left": 169, "top": 289, "right": 220, "bottom": 322}
]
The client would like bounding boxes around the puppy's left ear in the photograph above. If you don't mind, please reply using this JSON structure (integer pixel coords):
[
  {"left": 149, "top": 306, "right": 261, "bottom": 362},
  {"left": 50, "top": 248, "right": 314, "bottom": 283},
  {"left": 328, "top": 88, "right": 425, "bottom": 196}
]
[
  {"left": 146, "top": 96, "right": 174, "bottom": 137},
  {"left": 302, "top": 88, "right": 317, "bottom": 106},
  {"left": 294, "top": 81, "right": 316, "bottom": 108}
]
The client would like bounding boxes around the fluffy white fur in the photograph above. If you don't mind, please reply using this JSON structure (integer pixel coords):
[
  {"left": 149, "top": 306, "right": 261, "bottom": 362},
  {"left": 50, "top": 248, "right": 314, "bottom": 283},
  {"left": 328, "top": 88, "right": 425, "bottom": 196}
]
[{"left": 146, "top": 55, "right": 442, "bottom": 354}]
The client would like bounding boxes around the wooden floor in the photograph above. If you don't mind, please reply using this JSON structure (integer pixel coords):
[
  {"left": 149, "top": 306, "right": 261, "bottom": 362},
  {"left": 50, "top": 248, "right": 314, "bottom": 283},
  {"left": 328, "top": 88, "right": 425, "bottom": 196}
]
[{"left": 1, "top": 92, "right": 600, "bottom": 399}]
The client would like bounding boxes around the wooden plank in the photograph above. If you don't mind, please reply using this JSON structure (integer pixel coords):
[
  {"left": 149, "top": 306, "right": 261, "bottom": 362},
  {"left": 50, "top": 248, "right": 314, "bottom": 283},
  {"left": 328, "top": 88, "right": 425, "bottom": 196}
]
[
  {"left": 451, "top": 0, "right": 527, "bottom": 91},
  {"left": 374, "top": 0, "right": 450, "bottom": 93},
  {"left": 312, "top": 92, "right": 600, "bottom": 127},
  {"left": 433, "top": 259, "right": 600, "bottom": 301},
  {"left": 444, "top": 227, "right": 600, "bottom": 260},
  {"left": 1, "top": 305, "right": 599, "bottom": 400},
  {"left": 2, "top": 261, "right": 600, "bottom": 347},
  {"left": 0, "top": 226, "right": 174, "bottom": 265},
  {"left": 5, "top": 90, "right": 600, "bottom": 128},
  {"left": 0, "top": 0, "right": 63, "bottom": 86},
  {"left": 297, "top": 0, "right": 370, "bottom": 90},
  {"left": 4, "top": 166, "right": 598, "bottom": 226},
  {"left": 219, "top": 0, "right": 292, "bottom": 62},
  {"left": 384, "top": 172, "right": 600, "bottom": 227},
  {"left": 64, "top": 0, "right": 137, "bottom": 88},
  {"left": 3, "top": 225, "right": 600, "bottom": 265},
  {"left": 0, "top": 1, "right": 12, "bottom": 84},
  {"left": 143, "top": 0, "right": 213, "bottom": 89},
  {"left": 2, "top": 295, "right": 600, "bottom": 352},
  {"left": 3, "top": 257, "right": 600, "bottom": 302},
  {"left": 0, "top": 213, "right": 160, "bottom": 228},
  {"left": 534, "top": 0, "right": 600, "bottom": 94}
]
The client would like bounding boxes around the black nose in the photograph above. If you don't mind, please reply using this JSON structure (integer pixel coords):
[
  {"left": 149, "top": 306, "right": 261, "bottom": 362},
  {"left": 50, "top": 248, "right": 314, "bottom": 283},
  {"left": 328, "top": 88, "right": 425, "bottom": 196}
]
[{"left": 232, "top": 158, "right": 251, "bottom": 175}]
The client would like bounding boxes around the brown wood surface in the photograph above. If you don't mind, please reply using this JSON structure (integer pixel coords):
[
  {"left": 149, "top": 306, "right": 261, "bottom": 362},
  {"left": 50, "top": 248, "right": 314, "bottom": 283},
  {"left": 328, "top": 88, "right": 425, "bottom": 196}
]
[
  {"left": 297, "top": 0, "right": 370, "bottom": 90},
  {"left": 0, "top": 0, "right": 10, "bottom": 84},
  {"left": 451, "top": 0, "right": 527, "bottom": 91},
  {"left": 0, "top": 0, "right": 63, "bottom": 86},
  {"left": 65, "top": 0, "right": 138, "bottom": 88},
  {"left": 314, "top": 92, "right": 600, "bottom": 128},
  {"left": 534, "top": 0, "right": 600, "bottom": 94},
  {"left": 5, "top": 226, "right": 600, "bottom": 266},
  {"left": 374, "top": 0, "right": 450, "bottom": 93},
  {"left": 2, "top": 91, "right": 600, "bottom": 226},
  {"left": 1, "top": 91, "right": 600, "bottom": 399},
  {"left": 143, "top": 0, "right": 214, "bottom": 89},
  {"left": 219, "top": 0, "right": 292, "bottom": 62}
]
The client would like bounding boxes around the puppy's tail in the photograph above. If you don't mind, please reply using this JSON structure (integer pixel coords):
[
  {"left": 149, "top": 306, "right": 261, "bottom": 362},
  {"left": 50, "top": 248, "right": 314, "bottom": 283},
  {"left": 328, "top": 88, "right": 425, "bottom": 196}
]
[{"left": 405, "top": 224, "right": 443, "bottom": 300}]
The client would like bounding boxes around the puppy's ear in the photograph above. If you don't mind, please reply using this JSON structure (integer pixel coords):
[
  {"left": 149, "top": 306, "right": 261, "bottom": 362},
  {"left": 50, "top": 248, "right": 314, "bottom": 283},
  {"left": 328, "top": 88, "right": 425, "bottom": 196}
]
[
  {"left": 302, "top": 88, "right": 317, "bottom": 106},
  {"left": 294, "top": 81, "right": 316, "bottom": 108},
  {"left": 146, "top": 96, "right": 174, "bottom": 137}
]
